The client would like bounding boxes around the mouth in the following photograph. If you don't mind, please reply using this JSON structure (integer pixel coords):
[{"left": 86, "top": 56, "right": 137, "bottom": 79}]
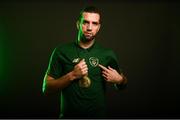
[{"left": 84, "top": 32, "right": 93, "bottom": 36}]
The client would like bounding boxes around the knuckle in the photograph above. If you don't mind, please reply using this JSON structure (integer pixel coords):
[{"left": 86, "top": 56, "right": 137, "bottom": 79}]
[
  {"left": 83, "top": 71, "right": 87, "bottom": 75},
  {"left": 77, "top": 64, "right": 81, "bottom": 68}
]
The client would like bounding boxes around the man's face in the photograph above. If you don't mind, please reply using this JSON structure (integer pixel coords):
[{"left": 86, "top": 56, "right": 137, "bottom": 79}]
[{"left": 77, "top": 12, "right": 100, "bottom": 42}]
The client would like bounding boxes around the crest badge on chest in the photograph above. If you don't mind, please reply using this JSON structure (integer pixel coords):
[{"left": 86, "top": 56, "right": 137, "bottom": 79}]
[{"left": 89, "top": 57, "right": 99, "bottom": 67}]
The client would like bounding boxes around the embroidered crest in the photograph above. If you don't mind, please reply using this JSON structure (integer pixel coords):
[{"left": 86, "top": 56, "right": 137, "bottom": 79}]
[{"left": 89, "top": 57, "right": 99, "bottom": 67}]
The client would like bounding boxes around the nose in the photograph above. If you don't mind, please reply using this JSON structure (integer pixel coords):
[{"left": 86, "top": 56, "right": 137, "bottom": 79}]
[{"left": 87, "top": 24, "right": 92, "bottom": 31}]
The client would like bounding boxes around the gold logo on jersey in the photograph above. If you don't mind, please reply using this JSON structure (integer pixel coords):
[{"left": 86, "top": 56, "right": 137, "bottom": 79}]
[{"left": 89, "top": 57, "right": 99, "bottom": 67}]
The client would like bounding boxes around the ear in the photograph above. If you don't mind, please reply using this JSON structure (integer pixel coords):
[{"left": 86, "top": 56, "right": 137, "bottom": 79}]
[{"left": 76, "top": 21, "right": 79, "bottom": 30}]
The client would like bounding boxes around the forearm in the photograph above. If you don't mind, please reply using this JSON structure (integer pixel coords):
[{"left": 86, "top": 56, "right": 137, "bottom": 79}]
[{"left": 43, "top": 71, "right": 76, "bottom": 95}]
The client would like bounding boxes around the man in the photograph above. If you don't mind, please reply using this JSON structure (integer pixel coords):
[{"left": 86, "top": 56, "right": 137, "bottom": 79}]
[{"left": 42, "top": 6, "right": 127, "bottom": 118}]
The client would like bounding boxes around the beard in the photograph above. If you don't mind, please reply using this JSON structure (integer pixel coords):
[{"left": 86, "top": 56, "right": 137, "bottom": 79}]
[{"left": 81, "top": 33, "right": 95, "bottom": 42}]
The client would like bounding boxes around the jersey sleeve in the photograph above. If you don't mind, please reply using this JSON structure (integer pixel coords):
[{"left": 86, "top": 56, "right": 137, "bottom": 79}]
[
  {"left": 46, "top": 47, "right": 63, "bottom": 79},
  {"left": 109, "top": 50, "right": 127, "bottom": 90},
  {"left": 108, "top": 50, "right": 122, "bottom": 74}
]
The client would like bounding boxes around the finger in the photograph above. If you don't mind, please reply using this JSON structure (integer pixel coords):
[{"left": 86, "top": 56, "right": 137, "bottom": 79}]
[
  {"left": 79, "top": 59, "right": 85, "bottom": 64},
  {"left": 108, "top": 66, "right": 115, "bottom": 71},
  {"left": 81, "top": 64, "right": 88, "bottom": 69},
  {"left": 102, "top": 70, "right": 110, "bottom": 77},
  {"left": 102, "top": 74, "right": 110, "bottom": 81},
  {"left": 102, "top": 74, "right": 108, "bottom": 79},
  {"left": 78, "top": 61, "right": 87, "bottom": 67},
  {"left": 102, "top": 71, "right": 109, "bottom": 76},
  {"left": 80, "top": 67, "right": 88, "bottom": 75},
  {"left": 82, "top": 67, "right": 88, "bottom": 72},
  {"left": 80, "top": 59, "right": 88, "bottom": 66},
  {"left": 98, "top": 64, "right": 109, "bottom": 72},
  {"left": 80, "top": 58, "right": 85, "bottom": 62},
  {"left": 82, "top": 70, "right": 88, "bottom": 75}
]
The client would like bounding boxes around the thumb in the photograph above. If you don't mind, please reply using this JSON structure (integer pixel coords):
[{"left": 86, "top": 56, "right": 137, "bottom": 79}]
[{"left": 79, "top": 58, "right": 85, "bottom": 63}]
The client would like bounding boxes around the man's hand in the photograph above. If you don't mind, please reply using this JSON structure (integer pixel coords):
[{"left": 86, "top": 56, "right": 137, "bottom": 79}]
[
  {"left": 98, "top": 64, "right": 123, "bottom": 84},
  {"left": 72, "top": 59, "right": 88, "bottom": 80}
]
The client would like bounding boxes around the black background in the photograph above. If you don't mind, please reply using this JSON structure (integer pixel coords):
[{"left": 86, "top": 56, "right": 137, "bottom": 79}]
[{"left": 0, "top": 0, "right": 180, "bottom": 118}]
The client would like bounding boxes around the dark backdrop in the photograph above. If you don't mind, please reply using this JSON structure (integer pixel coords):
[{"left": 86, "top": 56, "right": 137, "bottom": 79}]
[{"left": 0, "top": 0, "right": 180, "bottom": 118}]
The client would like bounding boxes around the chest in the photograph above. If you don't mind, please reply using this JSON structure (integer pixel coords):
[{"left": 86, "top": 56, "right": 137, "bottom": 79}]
[{"left": 58, "top": 48, "right": 111, "bottom": 75}]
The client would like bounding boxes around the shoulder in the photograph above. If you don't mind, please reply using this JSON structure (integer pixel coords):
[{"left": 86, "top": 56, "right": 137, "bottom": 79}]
[
  {"left": 96, "top": 43, "right": 119, "bottom": 62},
  {"left": 96, "top": 42, "right": 115, "bottom": 55},
  {"left": 53, "top": 42, "right": 75, "bottom": 53},
  {"left": 56, "top": 42, "right": 75, "bottom": 50}
]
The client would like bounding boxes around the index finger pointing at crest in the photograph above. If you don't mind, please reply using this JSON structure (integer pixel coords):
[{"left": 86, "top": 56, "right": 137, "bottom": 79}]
[{"left": 98, "top": 64, "right": 109, "bottom": 72}]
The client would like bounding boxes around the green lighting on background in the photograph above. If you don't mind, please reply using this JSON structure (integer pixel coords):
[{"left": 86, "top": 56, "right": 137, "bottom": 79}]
[
  {"left": 0, "top": 21, "right": 5, "bottom": 77},
  {"left": 0, "top": 18, "right": 8, "bottom": 94}
]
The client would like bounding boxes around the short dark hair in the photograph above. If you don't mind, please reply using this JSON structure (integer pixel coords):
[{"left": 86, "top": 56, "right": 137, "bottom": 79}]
[{"left": 78, "top": 6, "right": 101, "bottom": 23}]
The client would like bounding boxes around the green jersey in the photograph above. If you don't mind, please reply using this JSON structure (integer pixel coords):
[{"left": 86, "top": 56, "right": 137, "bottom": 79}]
[{"left": 47, "top": 41, "right": 122, "bottom": 118}]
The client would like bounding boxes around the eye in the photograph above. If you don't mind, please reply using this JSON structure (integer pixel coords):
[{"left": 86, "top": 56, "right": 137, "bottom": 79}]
[
  {"left": 83, "top": 20, "right": 89, "bottom": 25},
  {"left": 92, "top": 22, "right": 98, "bottom": 26}
]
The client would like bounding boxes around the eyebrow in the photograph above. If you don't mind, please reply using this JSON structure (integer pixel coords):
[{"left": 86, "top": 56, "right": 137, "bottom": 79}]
[
  {"left": 83, "top": 20, "right": 99, "bottom": 24},
  {"left": 83, "top": 20, "right": 89, "bottom": 23},
  {"left": 92, "top": 21, "right": 99, "bottom": 24}
]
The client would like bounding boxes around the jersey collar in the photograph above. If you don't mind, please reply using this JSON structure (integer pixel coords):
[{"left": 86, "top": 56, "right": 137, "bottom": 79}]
[{"left": 75, "top": 40, "right": 98, "bottom": 52}]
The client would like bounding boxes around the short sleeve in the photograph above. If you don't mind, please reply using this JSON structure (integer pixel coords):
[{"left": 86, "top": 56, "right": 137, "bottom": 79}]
[
  {"left": 108, "top": 50, "right": 122, "bottom": 74},
  {"left": 46, "top": 47, "right": 63, "bottom": 79},
  {"left": 109, "top": 50, "right": 127, "bottom": 90}
]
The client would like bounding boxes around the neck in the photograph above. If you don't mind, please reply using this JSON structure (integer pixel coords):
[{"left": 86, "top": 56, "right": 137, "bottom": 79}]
[{"left": 78, "top": 39, "right": 95, "bottom": 49}]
